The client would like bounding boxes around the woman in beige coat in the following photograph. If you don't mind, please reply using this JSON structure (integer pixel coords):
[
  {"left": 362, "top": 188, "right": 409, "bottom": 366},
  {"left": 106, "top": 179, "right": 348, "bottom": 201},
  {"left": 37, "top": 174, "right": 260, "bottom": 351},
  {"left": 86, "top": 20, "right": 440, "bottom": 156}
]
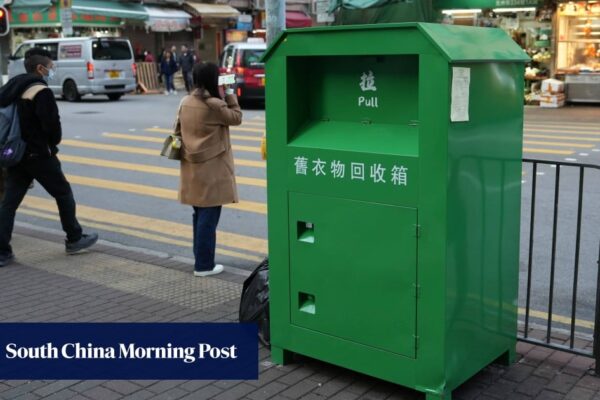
[{"left": 176, "top": 62, "right": 242, "bottom": 277}]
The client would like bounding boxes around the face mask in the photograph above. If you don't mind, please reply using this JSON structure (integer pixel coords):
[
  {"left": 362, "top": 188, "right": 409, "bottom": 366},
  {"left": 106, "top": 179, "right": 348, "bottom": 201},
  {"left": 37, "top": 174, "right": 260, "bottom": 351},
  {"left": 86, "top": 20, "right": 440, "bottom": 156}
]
[{"left": 43, "top": 66, "right": 55, "bottom": 82}]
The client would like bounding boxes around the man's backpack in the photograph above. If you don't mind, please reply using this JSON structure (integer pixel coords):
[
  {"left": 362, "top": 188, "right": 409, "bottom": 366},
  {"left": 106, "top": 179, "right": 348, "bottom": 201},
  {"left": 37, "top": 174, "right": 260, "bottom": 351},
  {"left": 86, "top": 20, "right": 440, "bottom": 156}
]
[{"left": 0, "top": 84, "right": 46, "bottom": 168}]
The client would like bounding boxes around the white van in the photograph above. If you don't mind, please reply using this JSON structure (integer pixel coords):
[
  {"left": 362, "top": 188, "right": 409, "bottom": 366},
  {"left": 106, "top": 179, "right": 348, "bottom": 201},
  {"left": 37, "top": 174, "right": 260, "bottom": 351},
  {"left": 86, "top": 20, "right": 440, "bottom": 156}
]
[{"left": 8, "top": 37, "right": 137, "bottom": 101}]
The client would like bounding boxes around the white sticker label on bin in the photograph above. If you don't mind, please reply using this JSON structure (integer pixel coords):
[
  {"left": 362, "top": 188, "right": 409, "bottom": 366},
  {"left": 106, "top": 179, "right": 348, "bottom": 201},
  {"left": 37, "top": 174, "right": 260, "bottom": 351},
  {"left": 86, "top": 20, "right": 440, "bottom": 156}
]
[
  {"left": 358, "top": 70, "right": 379, "bottom": 109},
  {"left": 451, "top": 67, "right": 470, "bottom": 122}
]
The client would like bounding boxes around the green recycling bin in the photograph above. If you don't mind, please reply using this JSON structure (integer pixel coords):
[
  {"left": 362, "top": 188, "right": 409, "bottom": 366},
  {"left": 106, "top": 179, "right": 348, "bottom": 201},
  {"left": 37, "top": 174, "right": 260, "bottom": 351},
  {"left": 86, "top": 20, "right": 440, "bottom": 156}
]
[{"left": 264, "top": 23, "right": 529, "bottom": 400}]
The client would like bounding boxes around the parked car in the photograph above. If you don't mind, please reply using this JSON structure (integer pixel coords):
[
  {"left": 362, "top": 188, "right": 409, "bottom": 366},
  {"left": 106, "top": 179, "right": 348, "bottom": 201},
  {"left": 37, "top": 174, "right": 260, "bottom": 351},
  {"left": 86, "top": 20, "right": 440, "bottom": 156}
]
[
  {"left": 219, "top": 39, "right": 266, "bottom": 104},
  {"left": 8, "top": 37, "right": 137, "bottom": 102}
]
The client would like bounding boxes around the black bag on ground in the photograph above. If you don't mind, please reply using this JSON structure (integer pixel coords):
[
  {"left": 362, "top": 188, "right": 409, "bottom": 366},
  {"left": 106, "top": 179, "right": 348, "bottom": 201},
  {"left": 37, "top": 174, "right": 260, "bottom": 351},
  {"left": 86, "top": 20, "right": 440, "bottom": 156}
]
[{"left": 239, "top": 258, "right": 270, "bottom": 347}]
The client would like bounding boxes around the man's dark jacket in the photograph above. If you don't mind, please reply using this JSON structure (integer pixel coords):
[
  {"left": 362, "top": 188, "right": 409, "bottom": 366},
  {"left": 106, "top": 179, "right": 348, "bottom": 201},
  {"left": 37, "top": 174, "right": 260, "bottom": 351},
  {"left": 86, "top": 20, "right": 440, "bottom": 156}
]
[
  {"left": 0, "top": 74, "right": 61, "bottom": 158},
  {"left": 180, "top": 52, "right": 195, "bottom": 73}
]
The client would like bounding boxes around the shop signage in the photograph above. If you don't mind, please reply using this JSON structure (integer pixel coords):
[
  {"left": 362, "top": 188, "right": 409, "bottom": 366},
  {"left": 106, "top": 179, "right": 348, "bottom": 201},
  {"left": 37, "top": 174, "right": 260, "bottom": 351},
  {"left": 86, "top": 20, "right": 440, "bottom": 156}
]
[
  {"left": 434, "top": 0, "right": 541, "bottom": 9},
  {"left": 9, "top": 5, "right": 121, "bottom": 27},
  {"left": 237, "top": 14, "right": 252, "bottom": 31}
]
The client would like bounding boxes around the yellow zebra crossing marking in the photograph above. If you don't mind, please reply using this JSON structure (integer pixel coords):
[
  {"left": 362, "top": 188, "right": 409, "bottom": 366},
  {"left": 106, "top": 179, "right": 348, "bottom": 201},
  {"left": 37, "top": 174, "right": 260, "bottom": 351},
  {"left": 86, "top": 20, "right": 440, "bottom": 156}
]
[
  {"left": 64, "top": 174, "right": 267, "bottom": 215},
  {"left": 61, "top": 140, "right": 266, "bottom": 168},
  {"left": 103, "top": 133, "right": 261, "bottom": 153},
  {"left": 525, "top": 134, "right": 600, "bottom": 142},
  {"left": 525, "top": 128, "right": 600, "bottom": 136},
  {"left": 143, "top": 129, "right": 263, "bottom": 143},
  {"left": 522, "top": 148, "right": 574, "bottom": 155},
  {"left": 58, "top": 154, "right": 266, "bottom": 188},
  {"left": 523, "top": 141, "right": 595, "bottom": 149},
  {"left": 147, "top": 126, "right": 264, "bottom": 134},
  {"left": 21, "top": 196, "right": 268, "bottom": 255}
]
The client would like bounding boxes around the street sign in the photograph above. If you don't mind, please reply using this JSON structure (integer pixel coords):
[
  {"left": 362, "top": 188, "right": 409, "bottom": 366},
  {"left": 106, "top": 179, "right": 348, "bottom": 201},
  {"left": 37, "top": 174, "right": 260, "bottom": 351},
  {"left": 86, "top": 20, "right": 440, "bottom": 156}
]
[{"left": 61, "top": 7, "right": 73, "bottom": 36}]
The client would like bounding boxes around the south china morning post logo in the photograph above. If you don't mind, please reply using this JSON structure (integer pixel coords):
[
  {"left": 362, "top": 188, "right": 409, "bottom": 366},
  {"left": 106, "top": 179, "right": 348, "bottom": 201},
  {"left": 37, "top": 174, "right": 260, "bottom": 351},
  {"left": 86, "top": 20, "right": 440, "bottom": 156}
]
[
  {"left": 0, "top": 323, "right": 258, "bottom": 380},
  {"left": 5, "top": 341, "right": 238, "bottom": 364}
]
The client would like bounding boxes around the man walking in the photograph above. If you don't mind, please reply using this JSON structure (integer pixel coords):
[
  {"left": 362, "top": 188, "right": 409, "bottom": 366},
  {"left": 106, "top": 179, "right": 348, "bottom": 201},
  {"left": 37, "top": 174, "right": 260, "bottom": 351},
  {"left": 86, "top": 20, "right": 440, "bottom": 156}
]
[
  {"left": 0, "top": 48, "right": 98, "bottom": 267},
  {"left": 180, "top": 45, "right": 196, "bottom": 93}
]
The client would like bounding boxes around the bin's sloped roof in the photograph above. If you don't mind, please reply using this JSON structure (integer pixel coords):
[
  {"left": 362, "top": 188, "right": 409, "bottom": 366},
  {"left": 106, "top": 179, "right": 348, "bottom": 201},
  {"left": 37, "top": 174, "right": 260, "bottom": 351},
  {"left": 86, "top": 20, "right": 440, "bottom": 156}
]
[{"left": 262, "top": 22, "right": 530, "bottom": 63}]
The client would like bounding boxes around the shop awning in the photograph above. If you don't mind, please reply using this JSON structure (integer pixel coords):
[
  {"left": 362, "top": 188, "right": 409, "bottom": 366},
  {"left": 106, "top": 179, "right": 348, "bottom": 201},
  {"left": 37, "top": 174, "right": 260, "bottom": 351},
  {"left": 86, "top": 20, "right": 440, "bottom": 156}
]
[
  {"left": 184, "top": 2, "right": 240, "bottom": 18},
  {"left": 286, "top": 11, "right": 312, "bottom": 28},
  {"left": 145, "top": 6, "right": 191, "bottom": 32},
  {"left": 72, "top": 0, "right": 148, "bottom": 21},
  {"left": 8, "top": 0, "right": 52, "bottom": 13}
]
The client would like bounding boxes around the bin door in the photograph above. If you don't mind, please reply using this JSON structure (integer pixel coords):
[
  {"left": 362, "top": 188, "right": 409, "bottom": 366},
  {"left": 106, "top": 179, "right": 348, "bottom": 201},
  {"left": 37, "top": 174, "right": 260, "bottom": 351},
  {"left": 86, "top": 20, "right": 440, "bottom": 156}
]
[{"left": 288, "top": 192, "right": 418, "bottom": 358}]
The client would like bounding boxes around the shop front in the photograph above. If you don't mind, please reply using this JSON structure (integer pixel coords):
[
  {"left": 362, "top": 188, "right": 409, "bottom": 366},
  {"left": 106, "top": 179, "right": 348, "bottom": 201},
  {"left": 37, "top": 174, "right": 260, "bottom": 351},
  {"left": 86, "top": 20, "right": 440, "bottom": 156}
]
[
  {"left": 556, "top": 1, "right": 600, "bottom": 102},
  {"left": 183, "top": 1, "right": 240, "bottom": 63},
  {"left": 435, "top": 0, "right": 554, "bottom": 102}
]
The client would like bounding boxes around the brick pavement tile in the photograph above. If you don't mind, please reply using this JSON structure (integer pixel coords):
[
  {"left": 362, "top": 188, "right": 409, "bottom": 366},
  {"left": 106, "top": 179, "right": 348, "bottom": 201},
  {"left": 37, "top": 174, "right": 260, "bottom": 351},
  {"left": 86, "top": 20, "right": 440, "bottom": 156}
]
[
  {"left": 514, "top": 376, "right": 549, "bottom": 397},
  {"left": 12, "top": 394, "right": 42, "bottom": 400},
  {"left": 548, "top": 351, "right": 576, "bottom": 366},
  {"left": 545, "top": 372, "right": 580, "bottom": 394},
  {"left": 211, "top": 383, "right": 257, "bottom": 400},
  {"left": 345, "top": 380, "right": 375, "bottom": 396},
  {"left": 248, "top": 368, "right": 289, "bottom": 388},
  {"left": 148, "top": 387, "right": 189, "bottom": 400},
  {"left": 280, "top": 379, "right": 321, "bottom": 399},
  {"left": 213, "top": 380, "right": 244, "bottom": 390},
  {"left": 178, "top": 384, "right": 222, "bottom": 400},
  {"left": 522, "top": 348, "right": 552, "bottom": 367},
  {"left": 102, "top": 381, "right": 143, "bottom": 395},
  {"left": 43, "top": 389, "right": 79, "bottom": 400},
  {"left": 129, "top": 381, "right": 160, "bottom": 387},
  {"left": 299, "top": 394, "right": 327, "bottom": 400},
  {"left": 0, "top": 383, "right": 11, "bottom": 393},
  {"left": 69, "top": 396, "right": 92, "bottom": 400},
  {"left": 482, "top": 378, "right": 518, "bottom": 399},
  {"left": 534, "top": 390, "right": 564, "bottom": 400},
  {"left": 312, "top": 379, "right": 352, "bottom": 397},
  {"left": 0, "top": 381, "right": 47, "bottom": 398},
  {"left": 33, "top": 381, "right": 78, "bottom": 397},
  {"left": 566, "top": 386, "right": 595, "bottom": 400},
  {"left": 453, "top": 383, "right": 485, "bottom": 400},
  {"left": 533, "top": 363, "right": 561, "bottom": 380},
  {"left": 277, "top": 368, "right": 316, "bottom": 386},
  {"left": 79, "top": 386, "right": 122, "bottom": 400},
  {"left": 247, "top": 381, "right": 288, "bottom": 400},
  {"left": 69, "top": 381, "right": 107, "bottom": 393},
  {"left": 146, "top": 381, "right": 187, "bottom": 394},
  {"left": 327, "top": 391, "right": 360, "bottom": 400},
  {"left": 121, "top": 390, "right": 155, "bottom": 400},
  {"left": 577, "top": 375, "right": 600, "bottom": 391},
  {"left": 177, "top": 380, "right": 215, "bottom": 392},
  {"left": 503, "top": 363, "right": 536, "bottom": 383}
]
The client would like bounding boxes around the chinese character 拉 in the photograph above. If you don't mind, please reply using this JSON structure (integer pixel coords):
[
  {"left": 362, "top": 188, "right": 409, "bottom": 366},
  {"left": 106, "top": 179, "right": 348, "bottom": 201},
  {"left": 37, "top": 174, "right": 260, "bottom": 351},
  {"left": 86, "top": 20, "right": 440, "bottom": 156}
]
[
  {"left": 294, "top": 156, "right": 308, "bottom": 175},
  {"left": 331, "top": 160, "right": 345, "bottom": 179},
  {"left": 391, "top": 165, "right": 408, "bottom": 186},
  {"left": 351, "top": 163, "right": 365, "bottom": 181},
  {"left": 312, "top": 158, "right": 326, "bottom": 176},
  {"left": 370, "top": 164, "right": 386, "bottom": 183},
  {"left": 359, "top": 71, "right": 377, "bottom": 92}
]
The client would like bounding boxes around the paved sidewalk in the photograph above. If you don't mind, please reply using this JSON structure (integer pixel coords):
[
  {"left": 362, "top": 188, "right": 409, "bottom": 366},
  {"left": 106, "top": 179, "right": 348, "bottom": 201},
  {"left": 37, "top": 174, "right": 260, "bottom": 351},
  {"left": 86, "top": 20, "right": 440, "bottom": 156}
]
[{"left": 1, "top": 228, "right": 599, "bottom": 400}]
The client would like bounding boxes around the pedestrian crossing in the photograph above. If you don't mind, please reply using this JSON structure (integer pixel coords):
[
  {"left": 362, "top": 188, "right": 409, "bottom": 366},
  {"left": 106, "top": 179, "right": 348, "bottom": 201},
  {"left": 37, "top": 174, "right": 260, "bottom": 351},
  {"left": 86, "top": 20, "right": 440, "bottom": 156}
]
[
  {"left": 523, "top": 120, "right": 600, "bottom": 159},
  {"left": 16, "top": 116, "right": 600, "bottom": 267}
]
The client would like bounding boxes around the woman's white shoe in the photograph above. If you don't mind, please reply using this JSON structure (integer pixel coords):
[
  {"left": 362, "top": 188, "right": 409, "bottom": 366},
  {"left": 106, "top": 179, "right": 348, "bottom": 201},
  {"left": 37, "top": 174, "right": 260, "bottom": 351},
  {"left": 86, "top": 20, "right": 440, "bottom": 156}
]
[{"left": 194, "top": 264, "right": 224, "bottom": 277}]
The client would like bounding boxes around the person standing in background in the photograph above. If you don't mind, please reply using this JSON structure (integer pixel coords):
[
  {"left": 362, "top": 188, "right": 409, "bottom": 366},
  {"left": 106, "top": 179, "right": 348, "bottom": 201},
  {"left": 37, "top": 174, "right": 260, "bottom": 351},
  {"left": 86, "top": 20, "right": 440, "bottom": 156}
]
[
  {"left": 161, "top": 51, "right": 178, "bottom": 95},
  {"left": 179, "top": 45, "right": 196, "bottom": 94}
]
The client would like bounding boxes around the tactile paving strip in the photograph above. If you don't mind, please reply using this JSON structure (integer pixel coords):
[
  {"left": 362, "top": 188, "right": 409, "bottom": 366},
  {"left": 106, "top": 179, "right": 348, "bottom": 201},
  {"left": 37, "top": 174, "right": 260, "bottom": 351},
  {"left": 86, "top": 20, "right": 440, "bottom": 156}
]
[{"left": 12, "top": 235, "right": 241, "bottom": 311}]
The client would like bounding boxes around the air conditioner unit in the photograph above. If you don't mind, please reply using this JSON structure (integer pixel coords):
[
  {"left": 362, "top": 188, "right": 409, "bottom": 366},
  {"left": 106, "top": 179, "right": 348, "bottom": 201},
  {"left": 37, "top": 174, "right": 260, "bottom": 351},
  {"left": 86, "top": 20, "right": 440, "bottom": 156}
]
[{"left": 253, "top": 0, "right": 266, "bottom": 10}]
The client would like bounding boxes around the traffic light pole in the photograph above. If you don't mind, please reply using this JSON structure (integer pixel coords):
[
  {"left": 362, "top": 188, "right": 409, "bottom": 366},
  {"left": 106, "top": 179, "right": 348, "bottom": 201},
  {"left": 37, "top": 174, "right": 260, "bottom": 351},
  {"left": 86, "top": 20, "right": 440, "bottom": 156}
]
[
  {"left": 266, "top": 0, "right": 285, "bottom": 45},
  {"left": 0, "top": 6, "right": 10, "bottom": 87}
]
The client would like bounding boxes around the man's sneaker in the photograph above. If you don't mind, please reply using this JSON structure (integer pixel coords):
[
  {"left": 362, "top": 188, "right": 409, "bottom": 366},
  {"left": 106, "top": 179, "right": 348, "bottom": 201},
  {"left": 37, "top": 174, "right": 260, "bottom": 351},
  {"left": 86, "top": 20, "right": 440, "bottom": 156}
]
[
  {"left": 0, "top": 253, "right": 14, "bottom": 267},
  {"left": 194, "top": 264, "right": 224, "bottom": 277},
  {"left": 66, "top": 233, "right": 99, "bottom": 254}
]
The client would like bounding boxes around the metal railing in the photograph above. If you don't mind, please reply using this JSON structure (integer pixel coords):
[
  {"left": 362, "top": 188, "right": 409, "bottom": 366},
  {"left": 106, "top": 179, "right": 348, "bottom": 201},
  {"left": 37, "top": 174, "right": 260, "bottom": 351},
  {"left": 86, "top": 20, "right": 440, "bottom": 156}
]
[{"left": 519, "top": 158, "right": 600, "bottom": 374}]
